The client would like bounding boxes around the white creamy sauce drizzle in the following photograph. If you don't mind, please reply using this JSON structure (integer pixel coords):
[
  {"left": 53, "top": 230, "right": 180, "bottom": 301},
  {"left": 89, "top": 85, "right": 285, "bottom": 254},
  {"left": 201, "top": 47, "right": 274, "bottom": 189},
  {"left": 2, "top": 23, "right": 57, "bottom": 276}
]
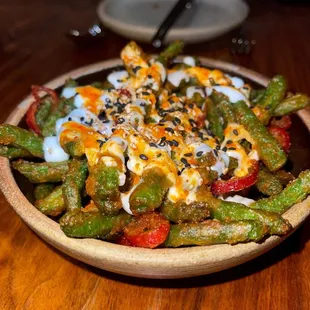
[
  {"left": 206, "top": 86, "right": 248, "bottom": 104},
  {"left": 183, "top": 56, "right": 196, "bottom": 67},
  {"left": 107, "top": 70, "right": 129, "bottom": 89},
  {"left": 186, "top": 86, "right": 205, "bottom": 99},
  {"left": 220, "top": 195, "right": 255, "bottom": 207},
  {"left": 168, "top": 70, "right": 190, "bottom": 87},
  {"left": 62, "top": 87, "right": 77, "bottom": 98},
  {"left": 225, "top": 74, "right": 245, "bottom": 88},
  {"left": 120, "top": 180, "right": 142, "bottom": 215},
  {"left": 43, "top": 136, "right": 69, "bottom": 162}
]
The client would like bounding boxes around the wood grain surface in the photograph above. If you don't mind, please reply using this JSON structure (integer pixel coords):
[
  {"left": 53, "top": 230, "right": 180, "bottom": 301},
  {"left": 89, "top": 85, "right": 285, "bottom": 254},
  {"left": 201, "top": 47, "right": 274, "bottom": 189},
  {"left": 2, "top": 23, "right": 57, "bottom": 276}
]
[{"left": 0, "top": 0, "right": 310, "bottom": 309}]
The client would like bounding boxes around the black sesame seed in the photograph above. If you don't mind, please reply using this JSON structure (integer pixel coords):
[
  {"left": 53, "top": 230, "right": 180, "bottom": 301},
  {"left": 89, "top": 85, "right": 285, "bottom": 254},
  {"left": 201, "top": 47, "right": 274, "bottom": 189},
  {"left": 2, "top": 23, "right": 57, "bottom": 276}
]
[
  {"left": 80, "top": 117, "right": 85, "bottom": 121},
  {"left": 101, "top": 119, "right": 110, "bottom": 124},
  {"left": 182, "top": 108, "right": 188, "bottom": 113},
  {"left": 140, "top": 154, "right": 148, "bottom": 160},
  {"left": 96, "top": 139, "right": 105, "bottom": 148},
  {"left": 105, "top": 104, "right": 113, "bottom": 109},
  {"left": 174, "top": 117, "right": 181, "bottom": 124},
  {"left": 172, "top": 120, "right": 178, "bottom": 127},
  {"left": 228, "top": 147, "right": 236, "bottom": 150},
  {"left": 168, "top": 98, "right": 174, "bottom": 104},
  {"left": 198, "top": 132, "right": 204, "bottom": 139},
  {"left": 149, "top": 143, "right": 157, "bottom": 148},
  {"left": 110, "top": 111, "right": 116, "bottom": 115},
  {"left": 172, "top": 140, "right": 179, "bottom": 147},
  {"left": 233, "top": 129, "right": 239, "bottom": 136},
  {"left": 105, "top": 98, "right": 111, "bottom": 104},
  {"left": 189, "top": 103, "right": 194, "bottom": 109},
  {"left": 167, "top": 140, "right": 174, "bottom": 146},
  {"left": 84, "top": 119, "right": 94, "bottom": 126},
  {"left": 216, "top": 145, "right": 221, "bottom": 151},
  {"left": 227, "top": 140, "right": 233, "bottom": 145},
  {"left": 192, "top": 127, "right": 199, "bottom": 132},
  {"left": 181, "top": 157, "right": 190, "bottom": 167},
  {"left": 196, "top": 151, "right": 203, "bottom": 157},
  {"left": 111, "top": 128, "right": 115, "bottom": 132},
  {"left": 118, "top": 117, "right": 125, "bottom": 124},
  {"left": 142, "top": 91, "right": 150, "bottom": 96},
  {"left": 206, "top": 129, "right": 213, "bottom": 136},
  {"left": 68, "top": 117, "right": 72, "bottom": 121},
  {"left": 158, "top": 123, "right": 165, "bottom": 126},
  {"left": 184, "top": 153, "right": 193, "bottom": 157},
  {"left": 189, "top": 119, "right": 196, "bottom": 126},
  {"left": 140, "top": 101, "right": 146, "bottom": 107},
  {"left": 222, "top": 146, "right": 228, "bottom": 152},
  {"left": 147, "top": 75, "right": 152, "bottom": 79},
  {"left": 165, "top": 127, "right": 174, "bottom": 134},
  {"left": 117, "top": 79, "right": 122, "bottom": 83},
  {"left": 213, "top": 149, "right": 218, "bottom": 157},
  {"left": 132, "top": 66, "right": 142, "bottom": 74}
]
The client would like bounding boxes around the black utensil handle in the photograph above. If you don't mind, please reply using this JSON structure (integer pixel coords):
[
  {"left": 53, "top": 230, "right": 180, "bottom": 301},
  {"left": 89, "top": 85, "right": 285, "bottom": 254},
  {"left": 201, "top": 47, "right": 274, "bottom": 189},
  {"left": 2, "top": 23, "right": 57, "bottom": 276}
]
[{"left": 152, "top": 0, "right": 193, "bottom": 48}]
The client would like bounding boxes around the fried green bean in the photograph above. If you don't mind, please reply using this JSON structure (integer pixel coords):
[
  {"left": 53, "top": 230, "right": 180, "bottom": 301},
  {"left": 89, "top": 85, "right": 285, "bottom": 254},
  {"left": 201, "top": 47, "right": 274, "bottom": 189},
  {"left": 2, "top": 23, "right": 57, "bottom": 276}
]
[
  {"left": 34, "top": 183, "right": 56, "bottom": 200},
  {"left": 232, "top": 100, "right": 287, "bottom": 171},
  {"left": 160, "top": 199, "right": 210, "bottom": 223},
  {"left": 130, "top": 168, "right": 171, "bottom": 215},
  {"left": 206, "top": 97, "right": 224, "bottom": 141},
  {"left": 35, "top": 96, "right": 53, "bottom": 128},
  {"left": 256, "top": 168, "right": 283, "bottom": 196},
  {"left": 210, "top": 92, "right": 236, "bottom": 126},
  {"left": 86, "top": 163, "right": 122, "bottom": 215},
  {"left": 35, "top": 186, "right": 65, "bottom": 217},
  {"left": 250, "top": 89, "right": 265, "bottom": 105},
  {"left": 156, "top": 40, "right": 184, "bottom": 67},
  {"left": 207, "top": 195, "right": 291, "bottom": 235},
  {"left": 41, "top": 97, "right": 75, "bottom": 137},
  {"left": 255, "top": 75, "right": 287, "bottom": 124},
  {"left": 12, "top": 159, "right": 70, "bottom": 183},
  {"left": 164, "top": 220, "right": 268, "bottom": 247},
  {"left": 63, "top": 159, "right": 88, "bottom": 211},
  {"left": 0, "top": 124, "right": 43, "bottom": 158},
  {"left": 250, "top": 170, "right": 310, "bottom": 214},
  {"left": 60, "top": 209, "right": 132, "bottom": 239},
  {"left": 273, "top": 94, "right": 309, "bottom": 116},
  {"left": 0, "top": 145, "right": 32, "bottom": 159}
]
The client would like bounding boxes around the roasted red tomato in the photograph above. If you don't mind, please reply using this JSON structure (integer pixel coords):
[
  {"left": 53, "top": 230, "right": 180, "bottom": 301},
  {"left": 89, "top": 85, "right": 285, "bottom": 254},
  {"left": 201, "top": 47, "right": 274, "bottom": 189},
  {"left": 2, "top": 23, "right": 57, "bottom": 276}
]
[
  {"left": 116, "top": 235, "right": 133, "bottom": 246},
  {"left": 270, "top": 115, "right": 292, "bottom": 130},
  {"left": 123, "top": 213, "right": 170, "bottom": 249},
  {"left": 211, "top": 160, "right": 259, "bottom": 196},
  {"left": 268, "top": 126, "right": 291, "bottom": 153}
]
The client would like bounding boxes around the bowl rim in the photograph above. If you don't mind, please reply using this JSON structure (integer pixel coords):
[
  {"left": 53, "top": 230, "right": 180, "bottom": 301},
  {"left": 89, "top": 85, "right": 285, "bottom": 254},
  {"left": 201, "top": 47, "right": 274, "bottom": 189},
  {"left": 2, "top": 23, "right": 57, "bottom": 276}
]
[{"left": 1, "top": 57, "right": 309, "bottom": 279}]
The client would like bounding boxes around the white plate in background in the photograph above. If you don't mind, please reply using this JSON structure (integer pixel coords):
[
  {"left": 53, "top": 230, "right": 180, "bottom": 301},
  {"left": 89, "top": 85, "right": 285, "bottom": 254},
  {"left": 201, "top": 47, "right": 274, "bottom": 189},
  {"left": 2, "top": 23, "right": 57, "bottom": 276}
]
[{"left": 97, "top": 0, "right": 249, "bottom": 44}]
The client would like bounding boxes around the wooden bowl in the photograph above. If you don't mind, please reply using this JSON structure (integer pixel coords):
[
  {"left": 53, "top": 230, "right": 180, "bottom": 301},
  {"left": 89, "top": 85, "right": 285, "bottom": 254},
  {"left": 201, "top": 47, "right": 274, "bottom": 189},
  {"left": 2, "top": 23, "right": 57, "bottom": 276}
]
[{"left": 0, "top": 58, "right": 309, "bottom": 279}]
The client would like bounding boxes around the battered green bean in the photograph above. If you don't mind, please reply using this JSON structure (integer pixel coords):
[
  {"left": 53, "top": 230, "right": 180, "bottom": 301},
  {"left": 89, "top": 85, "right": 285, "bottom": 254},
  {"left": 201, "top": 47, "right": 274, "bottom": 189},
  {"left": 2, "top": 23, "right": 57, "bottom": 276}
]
[
  {"left": 63, "top": 159, "right": 88, "bottom": 211},
  {"left": 35, "top": 96, "right": 53, "bottom": 128},
  {"left": 232, "top": 100, "right": 287, "bottom": 171},
  {"left": 35, "top": 186, "right": 65, "bottom": 217},
  {"left": 255, "top": 75, "right": 287, "bottom": 124},
  {"left": 256, "top": 168, "right": 283, "bottom": 196},
  {"left": 206, "top": 97, "right": 224, "bottom": 140},
  {"left": 206, "top": 195, "right": 291, "bottom": 235},
  {"left": 250, "top": 170, "right": 310, "bottom": 214},
  {"left": 160, "top": 199, "right": 210, "bottom": 223},
  {"left": 164, "top": 220, "right": 268, "bottom": 247},
  {"left": 86, "top": 163, "right": 122, "bottom": 215},
  {"left": 0, "top": 145, "right": 32, "bottom": 159},
  {"left": 130, "top": 168, "right": 171, "bottom": 215},
  {"left": 0, "top": 124, "right": 43, "bottom": 158},
  {"left": 12, "top": 159, "right": 70, "bottom": 183},
  {"left": 156, "top": 40, "right": 184, "bottom": 67},
  {"left": 250, "top": 89, "right": 265, "bottom": 105},
  {"left": 210, "top": 92, "right": 236, "bottom": 126},
  {"left": 41, "top": 97, "right": 75, "bottom": 137},
  {"left": 34, "top": 183, "right": 56, "bottom": 200},
  {"left": 273, "top": 94, "right": 309, "bottom": 116},
  {"left": 60, "top": 209, "right": 132, "bottom": 238}
]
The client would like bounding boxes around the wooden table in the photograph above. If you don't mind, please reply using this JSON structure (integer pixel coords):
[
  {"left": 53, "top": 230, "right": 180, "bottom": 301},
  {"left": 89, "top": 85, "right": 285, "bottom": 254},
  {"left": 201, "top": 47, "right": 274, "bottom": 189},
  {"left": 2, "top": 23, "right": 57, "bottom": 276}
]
[{"left": 1, "top": 0, "right": 309, "bottom": 309}]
